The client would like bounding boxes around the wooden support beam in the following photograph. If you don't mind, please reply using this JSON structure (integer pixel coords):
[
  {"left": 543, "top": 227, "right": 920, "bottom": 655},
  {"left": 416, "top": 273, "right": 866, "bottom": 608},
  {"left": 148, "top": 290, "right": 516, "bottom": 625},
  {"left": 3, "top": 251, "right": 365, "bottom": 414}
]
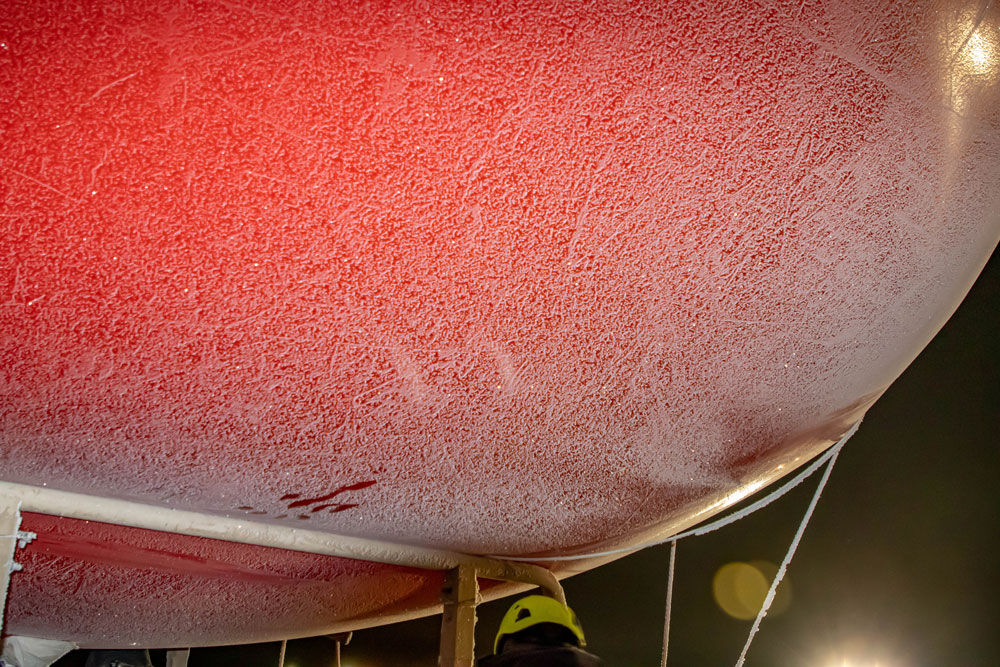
[{"left": 439, "top": 565, "right": 479, "bottom": 667}]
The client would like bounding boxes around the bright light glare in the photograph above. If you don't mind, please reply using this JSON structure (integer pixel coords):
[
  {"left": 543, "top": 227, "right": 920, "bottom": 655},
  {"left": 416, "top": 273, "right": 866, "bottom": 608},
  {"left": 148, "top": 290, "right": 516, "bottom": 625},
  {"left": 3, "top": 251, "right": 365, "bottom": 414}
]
[
  {"left": 952, "top": 16, "right": 999, "bottom": 80},
  {"left": 704, "top": 479, "right": 767, "bottom": 515},
  {"left": 965, "top": 32, "right": 997, "bottom": 77}
]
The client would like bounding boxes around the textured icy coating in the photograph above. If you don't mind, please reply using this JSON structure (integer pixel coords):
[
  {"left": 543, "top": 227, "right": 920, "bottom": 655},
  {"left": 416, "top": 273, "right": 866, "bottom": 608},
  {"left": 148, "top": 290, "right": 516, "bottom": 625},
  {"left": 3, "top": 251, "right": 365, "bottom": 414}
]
[
  {"left": 7, "top": 512, "right": 444, "bottom": 647},
  {"left": 1, "top": 0, "right": 999, "bottom": 647}
]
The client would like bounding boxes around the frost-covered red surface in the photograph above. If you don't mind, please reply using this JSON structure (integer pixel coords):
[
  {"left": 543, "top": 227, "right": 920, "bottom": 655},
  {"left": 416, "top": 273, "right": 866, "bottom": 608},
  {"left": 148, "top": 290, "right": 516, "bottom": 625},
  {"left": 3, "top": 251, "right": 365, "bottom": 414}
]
[
  {"left": 2, "top": 0, "right": 999, "bottom": 648},
  {"left": 8, "top": 512, "right": 445, "bottom": 647}
]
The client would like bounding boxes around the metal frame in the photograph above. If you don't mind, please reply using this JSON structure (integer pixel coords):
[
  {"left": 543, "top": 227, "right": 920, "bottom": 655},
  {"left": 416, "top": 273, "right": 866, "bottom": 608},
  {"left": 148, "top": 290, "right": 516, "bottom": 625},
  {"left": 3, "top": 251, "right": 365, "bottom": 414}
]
[
  {"left": 0, "top": 482, "right": 565, "bottom": 666},
  {"left": 0, "top": 491, "right": 22, "bottom": 638},
  {"left": 0, "top": 481, "right": 562, "bottom": 601},
  {"left": 326, "top": 632, "right": 352, "bottom": 667}
]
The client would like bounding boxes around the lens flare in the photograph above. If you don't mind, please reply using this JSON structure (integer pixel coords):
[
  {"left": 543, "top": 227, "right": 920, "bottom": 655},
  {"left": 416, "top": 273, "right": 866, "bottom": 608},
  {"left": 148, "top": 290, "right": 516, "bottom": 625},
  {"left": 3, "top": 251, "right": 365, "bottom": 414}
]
[{"left": 712, "top": 560, "right": 792, "bottom": 620}]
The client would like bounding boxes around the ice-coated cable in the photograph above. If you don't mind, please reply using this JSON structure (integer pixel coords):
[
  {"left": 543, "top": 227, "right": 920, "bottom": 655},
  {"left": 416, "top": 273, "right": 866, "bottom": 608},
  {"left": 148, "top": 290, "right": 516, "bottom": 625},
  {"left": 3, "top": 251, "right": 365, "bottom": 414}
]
[
  {"left": 499, "top": 421, "right": 859, "bottom": 563},
  {"left": 659, "top": 540, "right": 677, "bottom": 667},
  {"left": 734, "top": 440, "right": 843, "bottom": 667}
]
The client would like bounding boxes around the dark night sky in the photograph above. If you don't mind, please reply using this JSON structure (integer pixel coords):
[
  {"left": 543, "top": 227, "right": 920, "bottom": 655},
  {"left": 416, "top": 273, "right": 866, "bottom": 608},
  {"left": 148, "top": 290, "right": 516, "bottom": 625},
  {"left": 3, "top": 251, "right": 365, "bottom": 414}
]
[{"left": 56, "top": 248, "right": 997, "bottom": 667}]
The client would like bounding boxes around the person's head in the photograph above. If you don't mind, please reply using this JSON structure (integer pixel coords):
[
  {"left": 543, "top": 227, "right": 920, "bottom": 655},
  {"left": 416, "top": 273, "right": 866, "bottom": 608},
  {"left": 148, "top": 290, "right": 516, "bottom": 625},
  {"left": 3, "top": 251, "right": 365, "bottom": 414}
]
[{"left": 493, "top": 595, "right": 587, "bottom": 654}]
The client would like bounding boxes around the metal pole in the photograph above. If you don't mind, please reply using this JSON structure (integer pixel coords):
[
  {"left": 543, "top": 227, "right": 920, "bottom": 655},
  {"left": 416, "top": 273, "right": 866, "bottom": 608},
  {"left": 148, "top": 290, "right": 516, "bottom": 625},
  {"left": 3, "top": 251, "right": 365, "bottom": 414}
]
[
  {"left": 327, "top": 631, "right": 351, "bottom": 667},
  {"left": 0, "top": 481, "right": 564, "bottom": 603},
  {"left": 277, "top": 639, "right": 287, "bottom": 667},
  {"left": 0, "top": 492, "right": 22, "bottom": 638},
  {"left": 166, "top": 649, "right": 191, "bottom": 667},
  {"left": 438, "top": 565, "right": 479, "bottom": 667}
]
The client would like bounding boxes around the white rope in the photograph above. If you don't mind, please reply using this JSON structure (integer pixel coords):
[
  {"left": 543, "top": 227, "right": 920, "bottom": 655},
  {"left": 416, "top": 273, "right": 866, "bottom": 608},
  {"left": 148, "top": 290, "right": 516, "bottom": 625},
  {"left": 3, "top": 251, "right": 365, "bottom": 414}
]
[
  {"left": 500, "top": 422, "right": 859, "bottom": 563},
  {"left": 659, "top": 540, "right": 677, "bottom": 667},
  {"left": 734, "top": 440, "right": 843, "bottom": 667}
]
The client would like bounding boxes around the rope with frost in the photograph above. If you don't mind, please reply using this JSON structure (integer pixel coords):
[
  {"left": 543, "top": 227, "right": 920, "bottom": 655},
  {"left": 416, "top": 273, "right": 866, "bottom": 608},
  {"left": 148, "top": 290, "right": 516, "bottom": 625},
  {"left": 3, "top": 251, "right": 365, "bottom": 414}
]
[
  {"left": 492, "top": 424, "right": 857, "bottom": 665},
  {"left": 734, "top": 438, "right": 843, "bottom": 666},
  {"left": 660, "top": 540, "right": 677, "bottom": 667},
  {"left": 496, "top": 421, "right": 859, "bottom": 563}
]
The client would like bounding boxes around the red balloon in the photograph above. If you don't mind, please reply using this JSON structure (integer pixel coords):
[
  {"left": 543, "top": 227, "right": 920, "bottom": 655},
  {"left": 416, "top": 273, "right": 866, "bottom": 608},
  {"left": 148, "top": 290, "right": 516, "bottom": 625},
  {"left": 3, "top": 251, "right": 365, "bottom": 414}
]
[{"left": 1, "top": 0, "right": 998, "bottom": 647}]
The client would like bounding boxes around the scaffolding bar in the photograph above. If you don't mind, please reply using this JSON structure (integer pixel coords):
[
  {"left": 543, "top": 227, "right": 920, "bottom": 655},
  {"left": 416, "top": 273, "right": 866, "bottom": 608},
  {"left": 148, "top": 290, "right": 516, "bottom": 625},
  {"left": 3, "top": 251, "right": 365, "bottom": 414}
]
[
  {"left": 0, "top": 491, "right": 22, "bottom": 638},
  {"left": 0, "top": 481, "right": 564, "bottom": 603}
]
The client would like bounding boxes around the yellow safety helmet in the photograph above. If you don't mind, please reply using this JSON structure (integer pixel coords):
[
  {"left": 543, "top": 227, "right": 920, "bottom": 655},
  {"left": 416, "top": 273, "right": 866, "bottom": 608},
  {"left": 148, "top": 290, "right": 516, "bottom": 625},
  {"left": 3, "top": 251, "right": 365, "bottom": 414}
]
[{"left": 493, "top": 595, "right": 586, "bottom": 654}]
